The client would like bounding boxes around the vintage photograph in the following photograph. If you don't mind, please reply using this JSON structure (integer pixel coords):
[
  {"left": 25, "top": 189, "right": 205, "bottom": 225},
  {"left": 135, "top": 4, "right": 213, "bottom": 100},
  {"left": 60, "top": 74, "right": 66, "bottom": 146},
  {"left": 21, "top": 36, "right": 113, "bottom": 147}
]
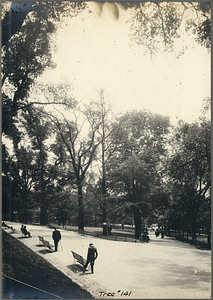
[{"left": 1, "top": 1, "right": 211, "bottom": 299}]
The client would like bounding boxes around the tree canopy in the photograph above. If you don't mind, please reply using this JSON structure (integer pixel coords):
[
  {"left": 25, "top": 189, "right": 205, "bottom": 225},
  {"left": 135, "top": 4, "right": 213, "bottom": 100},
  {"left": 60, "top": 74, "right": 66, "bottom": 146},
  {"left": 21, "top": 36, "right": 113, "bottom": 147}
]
[
  {"left": 1, "top": 1, "right": 210, "bottom": 242},
  {"left": 128, "top": 2, "right": 210, "bottom": 56}
]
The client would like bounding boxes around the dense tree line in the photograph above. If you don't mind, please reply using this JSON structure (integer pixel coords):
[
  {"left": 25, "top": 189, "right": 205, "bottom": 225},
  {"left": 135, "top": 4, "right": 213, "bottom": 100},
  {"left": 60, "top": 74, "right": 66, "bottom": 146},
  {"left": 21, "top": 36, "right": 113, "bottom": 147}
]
[
  {"left": 2, "top": 95, "right": 210, "bottom": 242},
  {"left": 2, "top": 2, "right": 211, "bottom": 243}
]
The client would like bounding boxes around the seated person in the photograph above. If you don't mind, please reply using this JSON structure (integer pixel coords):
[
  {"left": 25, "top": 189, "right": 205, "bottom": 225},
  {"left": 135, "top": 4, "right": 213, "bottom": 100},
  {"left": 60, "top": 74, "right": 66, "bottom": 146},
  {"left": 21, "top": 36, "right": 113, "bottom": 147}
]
[
  {"left": 22, "top": 225, "right": 31, "bottom": 237},
  {"left": 2, "top": 221, "right": 10, "bottom": 228}
]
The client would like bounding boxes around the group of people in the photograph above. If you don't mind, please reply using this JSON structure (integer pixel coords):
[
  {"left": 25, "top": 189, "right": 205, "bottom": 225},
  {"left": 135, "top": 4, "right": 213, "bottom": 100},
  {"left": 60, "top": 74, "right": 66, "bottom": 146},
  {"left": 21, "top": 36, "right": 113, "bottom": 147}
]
[
  {"left": 21, "top": 224, "right": 31, "bottom": 237},
  {"left": 4, "top": 222, "right": 98, "bottom": 274},
  {"left": 52, "top": 227, "right": 98, "bottom": 274},
  {"left": 155, "top": 228, "right": 164, "bottom": 238},
  {"left": 2, "top": 221, "right": 15, "bottom": 231}
]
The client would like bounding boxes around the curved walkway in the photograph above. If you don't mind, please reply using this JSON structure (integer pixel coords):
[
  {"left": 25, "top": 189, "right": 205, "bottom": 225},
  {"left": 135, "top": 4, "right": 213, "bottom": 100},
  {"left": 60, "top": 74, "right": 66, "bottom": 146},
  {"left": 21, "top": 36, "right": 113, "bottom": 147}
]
[{"left": 2, "top": 222, "right": 211, "bottom": 299}]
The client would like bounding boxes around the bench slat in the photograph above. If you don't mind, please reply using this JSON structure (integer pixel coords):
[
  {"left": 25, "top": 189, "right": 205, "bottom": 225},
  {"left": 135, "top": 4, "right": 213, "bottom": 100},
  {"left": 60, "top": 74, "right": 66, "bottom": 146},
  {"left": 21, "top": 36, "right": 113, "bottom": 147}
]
[
  {"left": 38, "top": 236, "right": 44, "bottom": 243},
  {"left": 43, "top": 240, "right": 54, "bottom": 250},
  {"left": 71, "top": 251, "right": 86, "bottom": 266}
]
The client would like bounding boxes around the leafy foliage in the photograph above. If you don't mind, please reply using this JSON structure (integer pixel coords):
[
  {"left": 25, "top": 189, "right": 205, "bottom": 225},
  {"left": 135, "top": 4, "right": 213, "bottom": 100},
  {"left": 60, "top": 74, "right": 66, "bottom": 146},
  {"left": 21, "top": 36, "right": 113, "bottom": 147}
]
[
  {"left": 105, "top": 110, "right": 171, "bottom": 237},
  {"left": 128, "top": 2, "right": 211, "bottom": 57},
  {"left": 166, "top": 118, "right": 211, "bottom": 239},
  {"left": 1, "top": 1, "right": 87, "bottom": 46},
  {"left": 1, "top": 14, "right": 56, "bottom": 144}
]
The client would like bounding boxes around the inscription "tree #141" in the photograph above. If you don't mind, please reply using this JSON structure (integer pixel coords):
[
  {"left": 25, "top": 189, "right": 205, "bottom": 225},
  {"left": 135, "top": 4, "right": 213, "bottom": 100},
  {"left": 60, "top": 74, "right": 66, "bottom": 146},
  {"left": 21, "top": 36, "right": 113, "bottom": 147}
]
[{"left": 99, "top": 291, "right": 132, "bottom": 297}]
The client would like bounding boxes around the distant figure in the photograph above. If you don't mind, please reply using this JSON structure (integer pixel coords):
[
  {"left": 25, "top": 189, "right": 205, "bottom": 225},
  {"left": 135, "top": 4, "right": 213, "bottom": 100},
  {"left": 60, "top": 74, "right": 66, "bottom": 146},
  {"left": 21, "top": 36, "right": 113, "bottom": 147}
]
[
  {"left": 52, "top": 227, "right": 61, "bottom": 251},
  {"left": 108, "top": 224, "right": 112, "bottom": 236},
  {"left": 155, "top": 228, "right": 160, "bottom": 238},
  {"left": 84, "top": 243, "right": 98, "bottom": 274},
  {"left": 21, "top": 225, "right": 31, "bottom": 237},
  {"left": 2, "top": 221, "right": 9, "bottom": 228},
  {"left": 161, "top": 229, "right": 164, "bottom": 238},
  {"left": 141, "top": 227, "right": 150, "bottom": 243}
]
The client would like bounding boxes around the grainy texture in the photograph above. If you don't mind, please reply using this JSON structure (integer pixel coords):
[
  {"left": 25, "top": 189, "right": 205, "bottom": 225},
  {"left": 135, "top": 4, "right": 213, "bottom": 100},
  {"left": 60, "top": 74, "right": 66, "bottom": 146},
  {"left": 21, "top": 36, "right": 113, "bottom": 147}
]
[{"left": 2, "top": 230, "right": 93, "bottom": 299}]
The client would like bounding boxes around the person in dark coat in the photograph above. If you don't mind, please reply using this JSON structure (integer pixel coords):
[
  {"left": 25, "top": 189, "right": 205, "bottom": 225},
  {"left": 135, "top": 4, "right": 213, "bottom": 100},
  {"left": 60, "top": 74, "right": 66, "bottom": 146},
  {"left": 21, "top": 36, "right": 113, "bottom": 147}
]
[
  {"left": 52, "top": 227, "right": 61, "bottom": 251},
  {"left": 22, "top": 225, "right": 31, "bottom": 237},
  {"left": 84, "top": 243, "right": 98, "bottom": 274},
  {"left": 108, "top": 224, "right": 112, "bottom": 236},
  {"left": 2, "top": 221, "right": 9, "bottom": 228}
]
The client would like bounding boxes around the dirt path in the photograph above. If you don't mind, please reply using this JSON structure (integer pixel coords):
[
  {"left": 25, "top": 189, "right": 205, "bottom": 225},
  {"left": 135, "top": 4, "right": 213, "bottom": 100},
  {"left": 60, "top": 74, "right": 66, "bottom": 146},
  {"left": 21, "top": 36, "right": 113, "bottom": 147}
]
[
  {"left": 2, "top": 230, "right": 93, "bottom": 299},
  {"left": 2, "top": 222, "right": 211, "bottom": 299}
]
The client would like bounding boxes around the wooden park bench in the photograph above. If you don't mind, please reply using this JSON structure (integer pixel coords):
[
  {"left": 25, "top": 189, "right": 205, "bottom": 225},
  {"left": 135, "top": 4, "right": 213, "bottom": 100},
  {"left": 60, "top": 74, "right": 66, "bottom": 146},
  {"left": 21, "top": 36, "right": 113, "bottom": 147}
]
[
  {"left": 10, "top": 227, "right": 16, "bottom": 233},
  {"left": 38, "top": 236, "right": 44, "bottom": 244},
  {"left": 71, "top": 250, "right": 90, "bottom": 270},
  {"left": 71, "top": 250, "right": 86, "bottom": 266},
  {"left": 43, "top": 240, "right": 54, "bottom": 250},
  {"left": 21, "top": 228, "right": 31, "bottom": 237}
]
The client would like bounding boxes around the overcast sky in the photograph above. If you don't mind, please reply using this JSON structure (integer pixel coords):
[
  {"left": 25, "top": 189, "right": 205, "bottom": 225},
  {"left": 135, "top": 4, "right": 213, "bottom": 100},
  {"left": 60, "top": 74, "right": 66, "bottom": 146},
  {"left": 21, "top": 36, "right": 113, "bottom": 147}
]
[{"left": 39, "top": 2, "right": 210, "bottom": 126}]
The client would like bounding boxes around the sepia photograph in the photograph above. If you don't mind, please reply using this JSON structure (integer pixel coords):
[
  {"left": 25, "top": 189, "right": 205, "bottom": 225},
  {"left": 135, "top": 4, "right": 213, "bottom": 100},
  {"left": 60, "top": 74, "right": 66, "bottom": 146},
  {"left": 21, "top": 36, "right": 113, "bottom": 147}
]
[{"left": 1, "top": 1, "right": 211, "bottom": 299}]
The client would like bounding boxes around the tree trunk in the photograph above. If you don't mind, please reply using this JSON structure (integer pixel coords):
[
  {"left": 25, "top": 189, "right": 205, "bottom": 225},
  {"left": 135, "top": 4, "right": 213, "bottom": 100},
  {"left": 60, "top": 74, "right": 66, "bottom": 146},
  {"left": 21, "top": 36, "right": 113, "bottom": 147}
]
[
  {"left": 191, "top": 213, "right": 197, "bottom": 242},
  {"left": 191, "top": 221, "right": 196, "bottom": 242},
  {"left": 132, "top": 205, "right": 141, "bottom": 239},
  {"left": 207, "top": 231, "right": 211, "bottom": 245},
  {"left": 9, "top": 178, "right": 14, "bottom": 221},
  {"left": 40, "top": 200, "right": 48, "bottom": 225},
  {"left": 40, "top": 184, "right": 48, "bottom": 225},
  {"left": 22, "top": 189, "right": 29, "bottom": 223},
  {"left": 102, "top": 197, "right": 107, "bottom": 223},
  {"left": 78, "top": 184, "right": 84, "bottom": 231}
]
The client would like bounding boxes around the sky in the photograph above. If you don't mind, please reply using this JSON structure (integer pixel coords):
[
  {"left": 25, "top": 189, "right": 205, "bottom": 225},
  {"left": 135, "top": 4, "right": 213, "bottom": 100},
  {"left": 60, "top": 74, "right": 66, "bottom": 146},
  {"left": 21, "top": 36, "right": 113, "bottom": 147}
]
[{"left": 38, "top": 1, "right": 211, "bottom": 126}]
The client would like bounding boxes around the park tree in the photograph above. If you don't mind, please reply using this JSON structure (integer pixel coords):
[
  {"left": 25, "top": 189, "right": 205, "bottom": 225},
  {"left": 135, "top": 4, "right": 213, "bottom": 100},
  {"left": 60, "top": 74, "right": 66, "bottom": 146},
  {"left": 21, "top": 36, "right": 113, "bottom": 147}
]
[
  {"left": 127, "top": 2, "right": 210, "bottom": 56},
  {"left": 43, "top": 98, "right": 107, "bottom": 231},
  {"left": 1, "top": 1, "right": 87, "bottom": 47},
  {"left": 105, "top": 110, "right": 170, "bottom": 238},
  {"left": 1, "top": 13, "right": 55, "bottom": 143},
  {"left": 90, "top": 90, "right": 120, "bottom": 224},
  {"left": 167, "top": 116, "right": 211, "bottom": 242},
  {"left": 9, "top": 145, "right": 36, "bottom": 223},
  {"left": 21, "top": 105, "right": 70, "bottom": 225},
  {"left": 1, "top": 1, "right": 87, "bottom": 142},
  {"left": 82, "top": 182, "right": 102, "bottom": 227},
  {"left": 1, "top": 2, "right": 85, "bottom": 223}
]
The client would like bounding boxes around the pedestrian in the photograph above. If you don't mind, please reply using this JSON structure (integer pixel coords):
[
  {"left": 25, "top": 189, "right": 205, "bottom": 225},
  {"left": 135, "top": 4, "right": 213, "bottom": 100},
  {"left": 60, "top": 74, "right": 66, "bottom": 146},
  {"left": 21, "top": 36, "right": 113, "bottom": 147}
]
[
  {"left": 108, "top": 224, "right": 112, "bottom": 236},
  {"left": 52, "top": 227, "right": 61, "bottom": 251},
  {"left": 155, "top": 228, "right": 159, "bottom": 238},
  {"left": 84, "top": 243, "right": 98, "bottom": 274}
]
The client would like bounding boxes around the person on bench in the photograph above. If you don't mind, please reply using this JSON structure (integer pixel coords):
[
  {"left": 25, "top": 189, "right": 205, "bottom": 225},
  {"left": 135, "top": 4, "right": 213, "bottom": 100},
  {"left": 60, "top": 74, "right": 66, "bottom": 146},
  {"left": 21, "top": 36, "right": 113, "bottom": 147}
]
[
  {"left": 84, "top": 243, "right": 98, "bottom": 274},
  {"left": 2, "top": 221, "right": 10, "bottom": 228},
  {"left": 21, "top": 225, "right": 31, "bottom": 237}
]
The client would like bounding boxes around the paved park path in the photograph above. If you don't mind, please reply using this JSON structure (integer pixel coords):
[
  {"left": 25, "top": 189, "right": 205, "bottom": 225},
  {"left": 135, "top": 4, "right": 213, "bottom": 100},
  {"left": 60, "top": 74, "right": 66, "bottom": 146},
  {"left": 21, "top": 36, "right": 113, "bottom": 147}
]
[{"left": 3, "top": 222, "right": 211, "bottom": 299}]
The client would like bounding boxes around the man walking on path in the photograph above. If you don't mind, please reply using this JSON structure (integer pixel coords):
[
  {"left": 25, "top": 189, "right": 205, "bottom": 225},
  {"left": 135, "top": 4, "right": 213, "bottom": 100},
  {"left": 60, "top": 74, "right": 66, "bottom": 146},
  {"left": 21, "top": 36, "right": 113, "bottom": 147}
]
[
  {"left": 52, "top": 227, "right": 61, "bottom": 251},
  {"left": 84, "top": 243, "right": 98, "bottom": 274}
]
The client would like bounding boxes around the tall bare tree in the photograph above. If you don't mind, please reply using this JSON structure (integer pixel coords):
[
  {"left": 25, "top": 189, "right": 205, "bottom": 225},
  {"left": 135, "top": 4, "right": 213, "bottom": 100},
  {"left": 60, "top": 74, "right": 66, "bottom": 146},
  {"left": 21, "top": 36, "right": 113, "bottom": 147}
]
[{"left": 44, "top": 99, "right": 105, "bottom": 231}]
